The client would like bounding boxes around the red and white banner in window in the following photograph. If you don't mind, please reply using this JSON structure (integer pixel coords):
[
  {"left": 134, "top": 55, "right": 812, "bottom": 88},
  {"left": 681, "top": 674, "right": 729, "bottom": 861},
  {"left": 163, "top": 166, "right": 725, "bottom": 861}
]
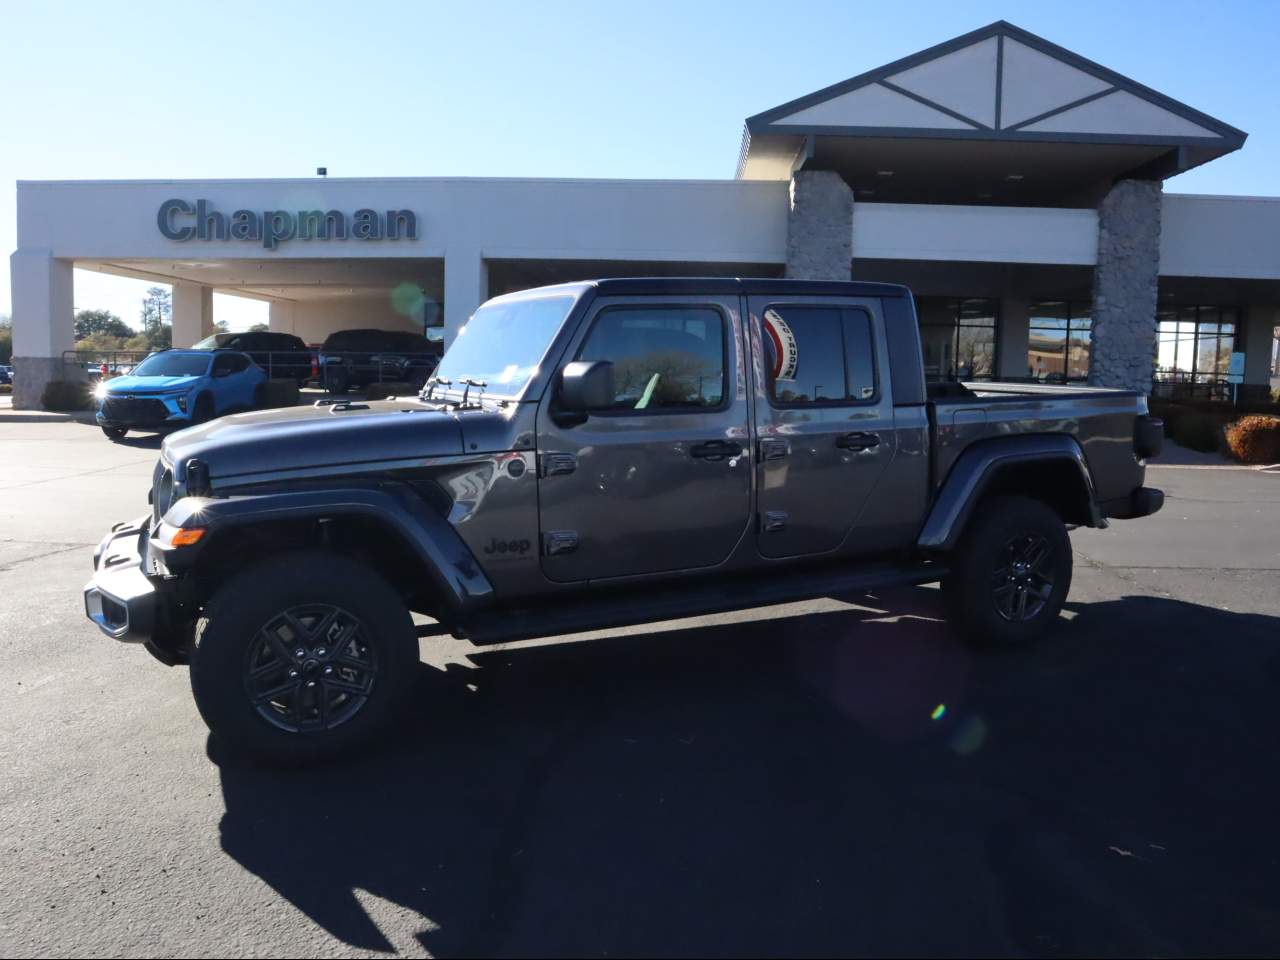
[{"left": 763, "top": 308, "right": 798, "bottom": 381}]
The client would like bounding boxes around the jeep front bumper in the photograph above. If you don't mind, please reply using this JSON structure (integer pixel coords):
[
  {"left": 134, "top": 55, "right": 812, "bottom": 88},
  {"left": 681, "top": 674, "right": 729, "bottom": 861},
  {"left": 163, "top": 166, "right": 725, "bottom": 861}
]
[{"left": 83, "top": 515, "right": 158, "bottom": 643}]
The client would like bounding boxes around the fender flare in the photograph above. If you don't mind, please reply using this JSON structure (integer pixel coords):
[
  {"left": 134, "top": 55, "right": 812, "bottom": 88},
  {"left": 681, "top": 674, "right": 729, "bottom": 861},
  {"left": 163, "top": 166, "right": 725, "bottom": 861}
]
[
  {"left": 159, "top": 482, "right": 495, "bottom": 615},
  {"left": 917, "top": 435, "right": 1102, "bottom": 552}
]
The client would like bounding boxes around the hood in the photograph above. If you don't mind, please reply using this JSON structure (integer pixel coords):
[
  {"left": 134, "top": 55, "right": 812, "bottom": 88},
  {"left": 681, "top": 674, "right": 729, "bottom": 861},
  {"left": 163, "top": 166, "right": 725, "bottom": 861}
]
[
  {"left": 162, "top": 399, "right": 467, "bottom": 482},
  {"left": 106, "top": 374, "right": 202, "bottom": 393}
]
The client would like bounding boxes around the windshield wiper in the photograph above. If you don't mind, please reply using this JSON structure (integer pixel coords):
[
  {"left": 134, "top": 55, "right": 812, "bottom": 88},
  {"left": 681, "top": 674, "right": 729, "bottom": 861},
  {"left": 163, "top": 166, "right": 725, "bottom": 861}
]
[
  {"left": 460, "top": 378, "right": 487, "bottom": 406},
  {"left": 421, "top": 376, "right": 452, "bottom": 400}
]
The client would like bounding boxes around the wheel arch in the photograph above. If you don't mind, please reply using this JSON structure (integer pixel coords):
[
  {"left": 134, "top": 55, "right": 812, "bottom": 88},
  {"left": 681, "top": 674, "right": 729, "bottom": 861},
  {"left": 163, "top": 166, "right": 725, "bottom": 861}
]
[
  {"left": 918, "top": 435, "right": 1101, "bottom": 553},
  {"left": 162, "top": 484, "right": 495, "bottom": 623}
]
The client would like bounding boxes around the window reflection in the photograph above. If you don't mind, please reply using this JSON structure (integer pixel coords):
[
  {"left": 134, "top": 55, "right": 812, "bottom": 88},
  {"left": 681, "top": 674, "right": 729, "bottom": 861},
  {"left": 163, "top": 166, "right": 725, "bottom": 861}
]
[
  {"left": 1028, "top": 301, "right": 1092, "bottom": 382},
  {"left": 917, "top": 298, "right": 997, "bottom": 381},
  {"left": 1155, "top": 305, "right": 1238, "bottom": 384},
  {"left": 578, "top": 306, "right": 726, "bottom": 410}
]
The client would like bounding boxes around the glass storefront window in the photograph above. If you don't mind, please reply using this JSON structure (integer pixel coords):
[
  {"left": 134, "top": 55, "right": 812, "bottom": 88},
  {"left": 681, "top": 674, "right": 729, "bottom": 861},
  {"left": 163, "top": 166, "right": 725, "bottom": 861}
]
[
  {"left": 1155, "top": 305, "right": 1238, "bottom": 385},
  {"left": 1028, "top": 301, "right": 1091, "bottom": 381},
  {"left": 917, "top": 298, "right": 998, "bottom": 381}
]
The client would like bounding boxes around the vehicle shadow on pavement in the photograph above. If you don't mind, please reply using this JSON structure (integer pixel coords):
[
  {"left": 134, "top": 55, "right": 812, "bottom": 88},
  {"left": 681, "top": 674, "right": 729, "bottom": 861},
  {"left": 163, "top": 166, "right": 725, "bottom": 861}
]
[
  {"left": 212, "top": 589, "right": 1280, "bottom": 957},
  {"left": 109, "top": 434, "right": 164, "bottom": 450}
]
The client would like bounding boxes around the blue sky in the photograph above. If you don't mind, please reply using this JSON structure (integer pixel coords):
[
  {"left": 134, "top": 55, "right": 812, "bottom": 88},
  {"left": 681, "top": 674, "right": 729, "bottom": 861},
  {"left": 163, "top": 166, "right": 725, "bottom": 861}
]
[{"left": 2, "top": 0, "right": 1277, "bottom": 329}]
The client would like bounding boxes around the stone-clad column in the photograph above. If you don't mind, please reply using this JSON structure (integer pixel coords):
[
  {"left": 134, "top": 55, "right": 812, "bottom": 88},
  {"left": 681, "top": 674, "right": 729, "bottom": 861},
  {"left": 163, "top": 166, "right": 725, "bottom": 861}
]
[
  {"left": 1089, "top": 179, "right": 1162, "bottom": 393},
  {"left": 785, "top": 171, "right": 853, "bottom": 281},
  {"left": 10, "top": 249, "right": 77, "bottom": 410}
]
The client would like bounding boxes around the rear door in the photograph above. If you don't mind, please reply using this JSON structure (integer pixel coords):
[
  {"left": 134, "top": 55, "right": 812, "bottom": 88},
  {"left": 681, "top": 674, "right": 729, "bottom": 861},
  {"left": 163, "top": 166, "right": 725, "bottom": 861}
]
[
  {"left": 536, "top": 295, "right": 752, "bottom": 582},
  {"left": 749, "top": 296, "right": 897, "bottom": 559}
]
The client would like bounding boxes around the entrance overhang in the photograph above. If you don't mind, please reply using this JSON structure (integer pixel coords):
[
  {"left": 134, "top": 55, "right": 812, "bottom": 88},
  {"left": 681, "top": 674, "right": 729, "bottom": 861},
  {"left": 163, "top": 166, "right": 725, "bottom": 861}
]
[{"left": 738, "top": 21, "right": 1247, "bottom": 205}]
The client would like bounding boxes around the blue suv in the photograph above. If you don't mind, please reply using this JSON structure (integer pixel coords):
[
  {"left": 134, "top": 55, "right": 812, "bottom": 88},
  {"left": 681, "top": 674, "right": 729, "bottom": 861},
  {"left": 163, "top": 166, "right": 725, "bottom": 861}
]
[{"left": 96, "top": 349, "right": 267, "bottom": 440}]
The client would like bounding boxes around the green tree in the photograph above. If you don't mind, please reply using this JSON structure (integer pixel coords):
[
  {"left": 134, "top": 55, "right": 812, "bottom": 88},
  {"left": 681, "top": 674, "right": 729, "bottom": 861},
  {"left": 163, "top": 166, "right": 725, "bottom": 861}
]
[
  {"left": 77, "top": 331, "right": 129, "bottom": 355},
  {"left": 0, "top": 314, "right": 11, "bottom": 364},
  {"left": 74, "top": 309, "right": 134, "bottom": 340},
  {"left": 248, "top": 322, "right": 270, "bottom": 332},
  {"left": 139, "top": 287, "right": 172, "bottom": 349},
  {"left": 122, "top": 333, "right": 154, "bottom": 354}
]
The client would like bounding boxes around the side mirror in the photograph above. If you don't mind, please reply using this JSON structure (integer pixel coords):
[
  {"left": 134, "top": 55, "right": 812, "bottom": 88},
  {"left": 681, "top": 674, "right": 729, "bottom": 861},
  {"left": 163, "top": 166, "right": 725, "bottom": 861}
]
[{"left": 556, "top": 360, "right": 614, "bottom": 425}]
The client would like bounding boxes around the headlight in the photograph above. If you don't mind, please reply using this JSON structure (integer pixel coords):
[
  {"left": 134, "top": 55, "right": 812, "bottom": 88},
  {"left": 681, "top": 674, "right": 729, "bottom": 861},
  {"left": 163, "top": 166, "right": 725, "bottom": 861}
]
[{"left": 93, "top": 382, "right": 109, "bottom": 400}]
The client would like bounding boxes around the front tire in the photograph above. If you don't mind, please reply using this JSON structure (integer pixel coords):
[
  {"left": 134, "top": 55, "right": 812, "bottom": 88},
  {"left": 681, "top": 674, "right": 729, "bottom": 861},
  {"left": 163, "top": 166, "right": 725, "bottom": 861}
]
[
  {"left": 942, "top": 495, "right": 1073, "bottom": 647},
  {"left": 101, "top": 425, "right": 127, "bottom": 440},
  {"left": 192, "top": 392, "right": 215, "bottom": 424},
  {"left": 190, "top": 550, "right": 418, "bottom": 764}
]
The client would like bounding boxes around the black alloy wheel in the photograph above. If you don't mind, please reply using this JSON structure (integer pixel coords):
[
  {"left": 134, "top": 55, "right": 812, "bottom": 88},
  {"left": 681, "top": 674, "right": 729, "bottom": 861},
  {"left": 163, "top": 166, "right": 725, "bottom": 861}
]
[
  {"left": 941, "top": 495, "right": 1073, "bottom": 647},
  {"left": 244, "top": 604, "right": 378, "bottom": 733},
  {"left": 990, "top": 533, "right": 1056, "bottom": 622},
  {"left": 190, "top": 549, "right": 418, "bottom": 764}
]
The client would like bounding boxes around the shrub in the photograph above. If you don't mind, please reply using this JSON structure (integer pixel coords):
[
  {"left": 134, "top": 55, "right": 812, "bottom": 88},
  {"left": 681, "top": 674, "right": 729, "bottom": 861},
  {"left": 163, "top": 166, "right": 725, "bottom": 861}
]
[
  {"left": 0, "top": 384, "right": 11, "bottom": 395},
  {"left": 255, "top": 378, "right": 300, "bottom": 409},
  {"left": 41, "top": 380, "right": 91, "bottom": 411},
  {"left": 1225, "top": 415, "right": 1280, "bottom": 464},
  {"left": 365, "top": 381, "right": 415, "bottom": 401},
  {"left": 1170, "top": 411, "right": 1224, "bottom": 453}
]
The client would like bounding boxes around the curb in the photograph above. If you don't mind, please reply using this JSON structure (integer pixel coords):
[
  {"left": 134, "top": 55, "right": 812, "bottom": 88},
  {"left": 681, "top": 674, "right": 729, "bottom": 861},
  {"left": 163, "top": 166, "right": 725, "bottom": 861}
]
[
  {"left": 0, "top": 411, "right": 98, "bottom": 424},
  {"left": 1148, "top": 462, "right": 1280, "bottom": 472}
]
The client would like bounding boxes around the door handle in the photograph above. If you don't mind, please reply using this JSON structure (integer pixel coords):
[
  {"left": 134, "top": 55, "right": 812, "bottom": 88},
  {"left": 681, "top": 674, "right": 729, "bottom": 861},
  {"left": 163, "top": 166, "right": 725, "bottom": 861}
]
[
  {"left": 690, "top": 440, "right": 743, "bottom": 461},
  {"left": 835, "top": 431, "right": 880, "bottom": 451}
]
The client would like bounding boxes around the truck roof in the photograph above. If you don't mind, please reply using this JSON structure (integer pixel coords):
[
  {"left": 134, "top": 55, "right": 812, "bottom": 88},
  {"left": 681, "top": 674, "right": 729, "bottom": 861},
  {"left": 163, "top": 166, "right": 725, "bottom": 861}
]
[{"left": 498, "top": 278, "right": 912, "bottom": 300}]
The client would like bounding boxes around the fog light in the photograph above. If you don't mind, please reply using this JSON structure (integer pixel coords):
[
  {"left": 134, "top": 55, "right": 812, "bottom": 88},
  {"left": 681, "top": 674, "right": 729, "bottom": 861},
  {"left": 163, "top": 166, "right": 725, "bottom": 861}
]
[{"left": 177, "top": 396, "right": 188, "bottom": 412}]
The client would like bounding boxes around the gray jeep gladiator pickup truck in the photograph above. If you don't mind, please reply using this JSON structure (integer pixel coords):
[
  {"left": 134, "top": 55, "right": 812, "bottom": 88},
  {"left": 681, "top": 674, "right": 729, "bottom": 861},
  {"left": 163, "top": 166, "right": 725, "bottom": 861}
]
[{"left": 83, "top": 278, "right": 1164, "bottom": 762}]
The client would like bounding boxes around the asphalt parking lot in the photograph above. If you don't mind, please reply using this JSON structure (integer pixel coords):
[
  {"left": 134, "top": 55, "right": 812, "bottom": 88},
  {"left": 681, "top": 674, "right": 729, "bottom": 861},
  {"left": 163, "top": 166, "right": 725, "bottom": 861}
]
[{"left": 1, "top": 418, "right": 1279, "bottom": 958}]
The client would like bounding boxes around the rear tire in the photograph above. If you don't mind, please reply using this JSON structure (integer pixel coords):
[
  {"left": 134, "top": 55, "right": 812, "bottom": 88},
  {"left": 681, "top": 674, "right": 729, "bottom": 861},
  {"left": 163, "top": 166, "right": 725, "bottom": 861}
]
[
  {"left": 101, "top": 425, "right": 127, "bottom": 440},
  {"left": 941, "top": 495, "right": 1073, "bottom": 647},
  {"left": 190, "top": 550, "right": 418, "bottom": 765}
]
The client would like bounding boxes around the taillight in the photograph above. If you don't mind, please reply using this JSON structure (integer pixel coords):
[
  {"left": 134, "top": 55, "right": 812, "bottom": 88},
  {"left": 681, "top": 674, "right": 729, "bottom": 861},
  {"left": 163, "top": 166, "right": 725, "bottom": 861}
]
[{"left": 1135, "top": 415, "right": 1163, "bottom": 460}]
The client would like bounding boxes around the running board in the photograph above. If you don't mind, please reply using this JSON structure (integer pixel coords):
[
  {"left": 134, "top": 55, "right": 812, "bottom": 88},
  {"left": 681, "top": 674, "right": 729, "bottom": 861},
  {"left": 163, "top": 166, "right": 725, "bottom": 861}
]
[{"left": 459, "top": 560, "right": 946, "bottom": 645}]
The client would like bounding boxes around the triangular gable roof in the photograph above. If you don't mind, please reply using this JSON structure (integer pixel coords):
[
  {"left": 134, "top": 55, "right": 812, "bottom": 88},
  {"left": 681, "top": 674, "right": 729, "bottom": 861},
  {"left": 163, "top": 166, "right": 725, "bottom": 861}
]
[{"left": 743, "top": 21, "right": 1245, "bottom": 153}]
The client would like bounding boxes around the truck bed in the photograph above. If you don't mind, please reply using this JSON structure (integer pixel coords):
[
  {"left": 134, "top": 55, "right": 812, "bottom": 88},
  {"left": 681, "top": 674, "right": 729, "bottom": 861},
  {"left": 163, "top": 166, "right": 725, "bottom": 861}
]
[{"left": 926, "top": 380, "right": 1148, "bottom": 505}]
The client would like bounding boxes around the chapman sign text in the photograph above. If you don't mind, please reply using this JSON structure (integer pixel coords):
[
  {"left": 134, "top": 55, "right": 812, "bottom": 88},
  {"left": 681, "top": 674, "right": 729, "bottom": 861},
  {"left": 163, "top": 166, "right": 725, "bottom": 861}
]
[{"left": 158, "top": 199, "right": 418, "bottom": 250}]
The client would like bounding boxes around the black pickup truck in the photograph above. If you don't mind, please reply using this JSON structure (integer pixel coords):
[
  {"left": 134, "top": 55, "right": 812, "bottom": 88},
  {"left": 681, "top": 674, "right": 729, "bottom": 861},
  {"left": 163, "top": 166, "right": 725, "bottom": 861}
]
[{"left": 84, "top": 278, "right": 1163, "bottom": 763}]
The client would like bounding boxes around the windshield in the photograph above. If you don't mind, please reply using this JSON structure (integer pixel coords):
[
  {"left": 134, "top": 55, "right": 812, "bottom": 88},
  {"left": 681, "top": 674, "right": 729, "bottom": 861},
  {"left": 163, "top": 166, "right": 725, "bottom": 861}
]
[
  {"left": 433, "top": 294, "right": 576, "bottom": 397},
  {"left": 131, "top": 353, "right": 211, "bottom": 378}
]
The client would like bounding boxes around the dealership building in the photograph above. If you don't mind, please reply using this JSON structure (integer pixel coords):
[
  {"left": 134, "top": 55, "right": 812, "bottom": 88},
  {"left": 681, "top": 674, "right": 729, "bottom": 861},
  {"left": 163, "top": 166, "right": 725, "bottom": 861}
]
[{"left": 9, "top": 21, "right": 1280, "bottom": 408}]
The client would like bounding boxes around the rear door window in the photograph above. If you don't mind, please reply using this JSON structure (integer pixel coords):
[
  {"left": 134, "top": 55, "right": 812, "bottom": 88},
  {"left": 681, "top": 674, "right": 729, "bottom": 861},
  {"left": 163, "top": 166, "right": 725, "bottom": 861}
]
[{"left": 762, "top": 305, "right": 878, "bottom": 405}]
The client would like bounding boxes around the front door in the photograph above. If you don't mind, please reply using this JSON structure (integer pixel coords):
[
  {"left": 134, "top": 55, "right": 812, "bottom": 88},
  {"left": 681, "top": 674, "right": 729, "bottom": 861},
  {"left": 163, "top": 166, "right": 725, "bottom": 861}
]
[
  {"left": 537, "top": 296, "right": 752, "bottom": 582},
  {"left": 749, "top": 297, "right": 897, "bottom": 559}
]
